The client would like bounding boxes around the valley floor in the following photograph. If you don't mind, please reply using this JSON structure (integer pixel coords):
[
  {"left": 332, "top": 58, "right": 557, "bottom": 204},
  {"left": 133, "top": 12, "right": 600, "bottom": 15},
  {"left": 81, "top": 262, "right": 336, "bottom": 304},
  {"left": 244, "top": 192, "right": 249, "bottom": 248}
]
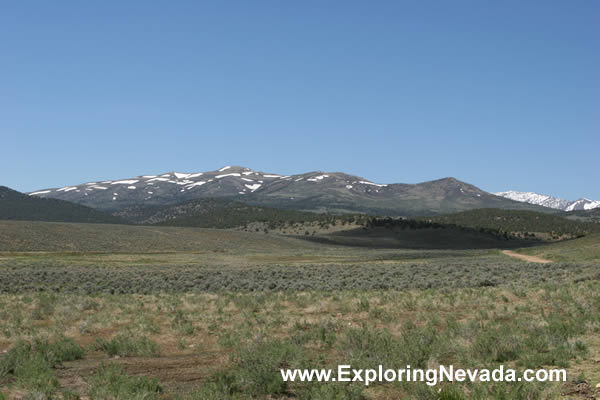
[{"left": 0, "top": 222, "right": 599, "bottom": 399}]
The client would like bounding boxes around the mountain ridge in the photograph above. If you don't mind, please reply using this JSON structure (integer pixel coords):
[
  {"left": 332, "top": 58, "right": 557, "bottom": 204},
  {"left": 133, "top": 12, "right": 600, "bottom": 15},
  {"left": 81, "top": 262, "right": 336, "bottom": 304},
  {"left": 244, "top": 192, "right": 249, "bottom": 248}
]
[{"left": 27, "top": 166, "right": 553, "bottom": 216}]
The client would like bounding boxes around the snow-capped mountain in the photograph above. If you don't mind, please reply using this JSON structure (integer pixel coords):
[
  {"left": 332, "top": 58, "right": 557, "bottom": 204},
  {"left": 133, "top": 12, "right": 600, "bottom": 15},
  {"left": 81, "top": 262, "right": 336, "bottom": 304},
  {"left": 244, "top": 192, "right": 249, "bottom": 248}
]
[
  {"left": 28, "top": 166, "right": 548, "bottom": 216},
  {"left": 564, "top": 198, "right": 600, "bottom": 212},
  {"left": 493, "top": 191, "right": 571, "bottom": 210},
  {"left": 494, "top": 191, "right": 600, "bottom": 211}
]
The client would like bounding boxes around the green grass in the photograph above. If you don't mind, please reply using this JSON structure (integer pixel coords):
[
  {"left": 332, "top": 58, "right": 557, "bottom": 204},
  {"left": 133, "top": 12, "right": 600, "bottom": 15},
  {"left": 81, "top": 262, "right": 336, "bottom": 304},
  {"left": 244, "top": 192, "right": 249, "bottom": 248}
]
[
  {"left": 0, "top": 220, "right": 321, "bottom": 252},
  {"left": 0, "top": 337, "right": 85, "bottom": 377},
  {"left": 87, "top": 363, "right": 162, "bottom": 400},
  {"left": 0, "top": 337, "right": 85, "bottom": 398},
  {"left": 518, "top": 233, "right": 600, "bottom": 262},
  {"left": 93, "top": 333, "right": 160, "bottom": 357}
]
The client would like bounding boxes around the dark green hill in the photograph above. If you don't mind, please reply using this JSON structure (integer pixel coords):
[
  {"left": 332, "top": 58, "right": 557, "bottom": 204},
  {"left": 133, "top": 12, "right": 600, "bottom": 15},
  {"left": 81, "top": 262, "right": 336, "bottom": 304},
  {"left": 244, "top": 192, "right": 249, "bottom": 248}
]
[
  {"left": 0, "top": 186, "right": 124, "bottom": 224},
  {"left": 564, "top": 208, "right": 600, "bottom": 223},
  {"left": 114, "top": 198, "right": 367, "bottom": 229},
  {"left": 422, "top": 208, "right": 599, "bottom": 240}
]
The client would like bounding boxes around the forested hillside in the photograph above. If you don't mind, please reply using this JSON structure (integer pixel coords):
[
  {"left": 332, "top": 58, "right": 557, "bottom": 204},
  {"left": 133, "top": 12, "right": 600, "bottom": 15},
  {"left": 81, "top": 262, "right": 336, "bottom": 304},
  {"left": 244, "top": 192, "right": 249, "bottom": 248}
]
[
  {"left": 114, "top": 198, "right": 368, "bottom": 229},
  {"left": 422, "top": 208, "right": 598, "bottom": 240}
]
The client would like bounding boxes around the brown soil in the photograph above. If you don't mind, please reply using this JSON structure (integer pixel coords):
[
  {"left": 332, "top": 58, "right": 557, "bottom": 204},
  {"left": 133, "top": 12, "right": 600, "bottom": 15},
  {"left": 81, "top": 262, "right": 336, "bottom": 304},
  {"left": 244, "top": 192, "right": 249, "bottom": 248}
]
[
  {"left": 501, "top": 250, "right": 552, "bottom": 264},
  {"left": 55, "top": 351, "right": 227, "bottom": 394}
]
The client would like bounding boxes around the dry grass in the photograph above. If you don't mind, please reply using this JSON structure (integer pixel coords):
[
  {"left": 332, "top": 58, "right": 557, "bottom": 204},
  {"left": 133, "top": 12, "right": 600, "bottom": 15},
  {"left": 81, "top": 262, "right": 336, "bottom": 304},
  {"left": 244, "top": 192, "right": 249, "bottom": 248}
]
[{"left": 1, "top": 281, "right": 600, "bottom": 398}]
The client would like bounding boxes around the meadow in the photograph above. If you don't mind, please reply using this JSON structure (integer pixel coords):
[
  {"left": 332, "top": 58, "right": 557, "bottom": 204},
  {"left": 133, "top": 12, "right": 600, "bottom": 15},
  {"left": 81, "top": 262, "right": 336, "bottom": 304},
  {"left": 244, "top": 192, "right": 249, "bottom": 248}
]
[{"left": 0, "top": 221, "right": 599, "bottom": 399}]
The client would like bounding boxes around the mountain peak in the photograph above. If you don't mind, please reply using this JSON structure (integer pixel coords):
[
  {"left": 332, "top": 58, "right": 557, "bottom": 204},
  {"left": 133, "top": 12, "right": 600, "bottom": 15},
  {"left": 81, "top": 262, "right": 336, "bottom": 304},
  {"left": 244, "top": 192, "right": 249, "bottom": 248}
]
[
  {"left": 213, "top": 165, "right": 252, "bottom": 173},
  {"left": 494, "top": 191, "right": 600, "bottom": 211},
  {"left": 427, "top": 177, "right": 464, "bottom": 185}
]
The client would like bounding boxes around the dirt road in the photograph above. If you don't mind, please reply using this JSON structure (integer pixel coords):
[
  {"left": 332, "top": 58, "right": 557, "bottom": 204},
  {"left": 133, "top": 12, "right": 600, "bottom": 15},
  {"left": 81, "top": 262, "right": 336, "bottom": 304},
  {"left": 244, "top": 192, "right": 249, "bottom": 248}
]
[{"left": 501, "top": 250, "right": 552, "bottom": 264}]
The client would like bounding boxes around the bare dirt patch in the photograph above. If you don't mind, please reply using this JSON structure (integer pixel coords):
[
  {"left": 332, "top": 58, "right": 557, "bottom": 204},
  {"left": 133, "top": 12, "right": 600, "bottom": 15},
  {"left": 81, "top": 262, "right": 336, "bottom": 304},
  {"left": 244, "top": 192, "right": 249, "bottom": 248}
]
[
  {"left": 501, "top": 250, "right": 552, "bottom": 264},
  {"left": 56, "top": 351, "right": 226, "bottom": 394}
]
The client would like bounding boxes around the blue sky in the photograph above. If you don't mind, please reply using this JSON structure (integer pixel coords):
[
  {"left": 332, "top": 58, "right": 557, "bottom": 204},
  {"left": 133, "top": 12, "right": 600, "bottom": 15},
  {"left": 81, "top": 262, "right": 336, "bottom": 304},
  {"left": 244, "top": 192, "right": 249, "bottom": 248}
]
[{"left": 1, "top": 1, "right": 598, "bottom": 199}]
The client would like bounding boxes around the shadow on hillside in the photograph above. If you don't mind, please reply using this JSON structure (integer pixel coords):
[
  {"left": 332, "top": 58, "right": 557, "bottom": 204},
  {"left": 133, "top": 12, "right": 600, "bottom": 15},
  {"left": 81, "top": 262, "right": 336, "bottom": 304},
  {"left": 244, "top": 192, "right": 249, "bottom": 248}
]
[{"left": 297, "top": 226, "right": 544, "bottom": 250}]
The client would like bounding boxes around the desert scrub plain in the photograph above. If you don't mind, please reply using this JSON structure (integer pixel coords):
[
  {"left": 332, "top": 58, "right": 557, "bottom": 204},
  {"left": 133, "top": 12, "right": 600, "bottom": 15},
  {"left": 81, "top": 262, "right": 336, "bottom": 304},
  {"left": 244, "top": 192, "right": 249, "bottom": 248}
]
[{"left": 0, "top": 222, "right": 599, "bottom": 399}]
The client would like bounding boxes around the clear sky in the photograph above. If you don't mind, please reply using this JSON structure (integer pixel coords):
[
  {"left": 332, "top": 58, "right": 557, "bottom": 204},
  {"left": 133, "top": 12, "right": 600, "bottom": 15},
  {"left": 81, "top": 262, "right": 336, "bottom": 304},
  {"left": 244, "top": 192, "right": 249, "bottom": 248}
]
[{"left": 1, "top": 1, "right": 598, "bottom": 200}]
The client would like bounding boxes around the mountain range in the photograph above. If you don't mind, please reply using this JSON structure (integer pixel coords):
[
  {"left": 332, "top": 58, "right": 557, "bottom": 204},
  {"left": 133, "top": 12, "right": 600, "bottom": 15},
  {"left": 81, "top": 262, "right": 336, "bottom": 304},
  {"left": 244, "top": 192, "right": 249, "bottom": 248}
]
[
  {"left": 28, "top": 166, "right": 550, "bottom": 216},
  {"left": 494, "top": 191, "right": 600, "bottom": 212}
]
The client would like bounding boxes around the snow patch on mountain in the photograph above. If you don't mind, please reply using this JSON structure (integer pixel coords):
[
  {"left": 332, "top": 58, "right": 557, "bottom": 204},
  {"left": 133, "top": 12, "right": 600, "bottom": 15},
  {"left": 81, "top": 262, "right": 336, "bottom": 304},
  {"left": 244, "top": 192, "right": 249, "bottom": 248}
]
[
  {"left": 174, "top": 172, "right": 193, "bottom": 179},
  {"left": 216, "top": 173, "right": 241, "bottom": 179},
  {"left": 185, "top": 181, "right": 207, "bottom": 188},
  {"left": 307, "top": 175, "right": 329, "bottom": 182},
  {"left": 359, "top": 181, "right": 387, "bottom": 187},
  {"left": 494, "top": 191, "right": 600, "bottom": 211},
  {"left": 57, "top": 187, "right": 78, "bottom": 192},
  {"left": 149, "top": 177, "right": 171, "bottom": 182}
]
